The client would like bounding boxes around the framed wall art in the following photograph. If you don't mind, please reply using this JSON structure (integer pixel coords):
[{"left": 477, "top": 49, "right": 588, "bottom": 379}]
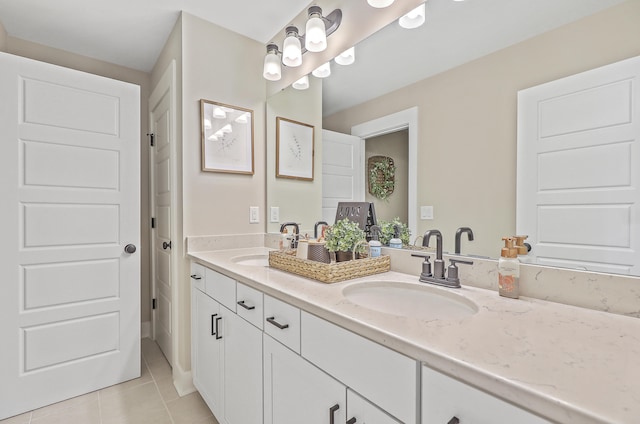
[
  {"left": 200, "top": 99, "right": 254, "bottom": 174},
  {"left": 276, "top": 116, "right": 314, "bottom": 181}
]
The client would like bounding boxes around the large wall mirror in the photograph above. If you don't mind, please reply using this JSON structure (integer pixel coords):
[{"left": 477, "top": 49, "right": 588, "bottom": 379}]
[{"left": 266, "top": 0, "right": 640, "bottom": 275}]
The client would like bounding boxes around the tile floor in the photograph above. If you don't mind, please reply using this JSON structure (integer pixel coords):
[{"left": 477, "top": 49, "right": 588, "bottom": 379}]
[{"left": 1, "top": 338, "right": 218, "bottom": 424}]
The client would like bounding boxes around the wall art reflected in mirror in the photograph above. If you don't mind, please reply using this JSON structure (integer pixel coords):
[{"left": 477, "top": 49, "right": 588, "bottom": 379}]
[
  {"left": 276, "top": 116, "right": 315, "bottom": 181},
  {"left": 200, "top": 99, "right": 254, "bottom": 174}
]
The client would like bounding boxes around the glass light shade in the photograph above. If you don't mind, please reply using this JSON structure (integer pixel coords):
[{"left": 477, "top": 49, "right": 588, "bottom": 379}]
[
  {"left": 213, "top": 107, "right": 226, "bottom": 119},
  {"left": 208, "top": 134, "right": 218, "bottom": 141},
  {"left": 214, "top": 130, "right": 224, "bottom": 138},
  {"left": 305, "top": 15, "right": 327, "bottom": 52},
  {"left": 204, "top": 118, "right": 212, "bottom": 130},
  {"left": 292, "top": 75, "right": 310, "bottom": 90},
  {"left": 282, "top": 34, "right": 302, "bottom": 67},
  {"left": 221, "top": 124, "right": 232, "bottom": 134},
  {"left": 235, "top": 113, "right": 249, "bottom": 124},
  {"left": 263, "top": 51, "right": 282, "bottom": 81},
  {"left": 312, "top": 62, "right": 331, "bottom": 78},
  {"left": 399, "top": 3, "right": 426, "bottom": 29},
  {"left": 367, "top": 0, "right": 394, "bottom": 8},
  {"left": 335, "top": 47, "right": 355, "bottom": 65}
]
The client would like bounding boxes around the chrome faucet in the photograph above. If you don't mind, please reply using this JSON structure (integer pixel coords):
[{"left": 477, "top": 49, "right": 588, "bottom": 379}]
[
  {"left": 454, "top": 227, "right": 474, "bottom": 254},
  {"left": 422, "top": 229, "right": 445, "bottom": 279},
  {"left": 279, "top": 222, "right": 299, "bottom": 248}
]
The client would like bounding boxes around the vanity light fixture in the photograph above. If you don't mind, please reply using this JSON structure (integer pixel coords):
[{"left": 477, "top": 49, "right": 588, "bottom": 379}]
[
  {"left": 221, "top": 124, "right": 233, "bottom": 134},
  {"left": 399, "top": 3, "right": 426, "bottom": 29},
  {"left": 204, "top": 118, "right": 212, "bottom": 130},
  {"left": 235, "top": 113, "right": 249, "bottom": 124},
  {"left": 312, "top": 62, "right": 331, "bottom": 78},
  {"left": 208, "top": 134, "right": 218, "bottom": 141},
  {"left": 292, "top": 75, "right": 310, "bottom": 90},
  {"left": 334, "top": 46, "right": 355, "bottom": 65},
  {"left": 212, "top": 107, "right": 226, "bottom": 119},
  {"left": 367, "top": 0, "right": 395, "bottom": 8},
  {"left": 282, "top": 26, "right": 303, "bottom": 67},
  {"left": 262, "top": 7, "right": 342, "bottom": 81},
  {"left": 263, "top": 43, "right": 282, "bottom": 81}
]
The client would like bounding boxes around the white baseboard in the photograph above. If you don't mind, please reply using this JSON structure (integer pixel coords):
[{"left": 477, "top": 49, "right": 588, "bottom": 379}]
[
  {"left": 173, "top": 362, "right": 196, "bottom": 397},
  {"left": 141, "top": 321, "right": 151, "bottom": 339}
]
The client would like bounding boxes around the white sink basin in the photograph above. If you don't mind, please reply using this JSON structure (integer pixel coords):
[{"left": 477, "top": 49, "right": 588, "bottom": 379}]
[
  {"left": 231, "top": 254, "right": 270, "bottom": 267},
  {"left": 342, "top": 281, "right": 478, "bottom": 321}
]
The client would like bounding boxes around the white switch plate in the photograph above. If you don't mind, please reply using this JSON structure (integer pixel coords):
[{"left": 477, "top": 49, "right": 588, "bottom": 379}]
[
  {"left": 420, "top": 206, "right": 434, "bottom": 220},
  {"left": 270, "top": 206, "right": 280, "bottom": 223},
  {"left": 249, "top": 206, "right": 259, "bottom": 223}
]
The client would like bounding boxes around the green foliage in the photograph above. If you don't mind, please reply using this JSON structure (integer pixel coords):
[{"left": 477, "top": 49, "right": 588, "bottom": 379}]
[
  {"left": 369, "top": 157, "right": 395, "bottom": 200},
  {"left": 324, "top": 218, "right": 367, "bottom": 253},
  {"left": 378, "top": 217, "right": 411, "bottom": 246}
]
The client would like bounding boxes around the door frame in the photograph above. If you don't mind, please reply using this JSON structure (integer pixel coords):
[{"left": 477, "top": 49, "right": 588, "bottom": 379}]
[
  {"left": 148, "top": 60, "right": 178, "bottom": 365},
  {"left": 351, "top": 107, "right": 419, "bottom": 238}
]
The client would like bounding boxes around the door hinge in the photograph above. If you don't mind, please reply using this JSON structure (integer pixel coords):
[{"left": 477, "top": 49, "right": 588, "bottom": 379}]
[
  {"left": 151, "top": 217, "right": 156, "bottom": 228},
  {"left": 147, "top": 133, "right": 155, "bottom": 146},
  {"left": 152, "top": 298, "right": 157, "bottom": 309}
]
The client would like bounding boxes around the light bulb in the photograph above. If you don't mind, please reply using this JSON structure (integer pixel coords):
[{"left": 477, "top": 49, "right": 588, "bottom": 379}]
[
  {"left": 335, "top": 47, "right": 355, "bottom": 66},
  {"left": 292, "top": 75, "right": 310, "bottom": 90},
  {"left": 305, "top": 6, "right": 327, "bottom": 53},
  {"left": 282, "top": 27, "right": 302, "bottom": 67},
  {"left": 399, "top": 3, "right": 426, "bottom": 29},
  {"left": 367, "top": 0, "right": 394, "bottom": 8},
  {"left": 312, "top": 62, "right": 331, "bottom": 78},
  {"left": 263, "top": 44, "right": 281, "bottom": 81}
]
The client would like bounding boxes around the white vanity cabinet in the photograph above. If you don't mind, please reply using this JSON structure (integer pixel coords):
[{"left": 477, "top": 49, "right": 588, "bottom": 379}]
[
  {"left": 421, "top": 365, "right": 551, "bottom": 424},
  {"left": 190, "top": 265, "right": 263, "bottom": 424}
]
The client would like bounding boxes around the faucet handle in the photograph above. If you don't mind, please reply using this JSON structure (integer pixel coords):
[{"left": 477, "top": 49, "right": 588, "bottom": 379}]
[
  {"left": 446, "top": 259, "right": 474, "bottom": 287},
  {"left": 411, "top": 253, "right": 433, "bottom": 282}
]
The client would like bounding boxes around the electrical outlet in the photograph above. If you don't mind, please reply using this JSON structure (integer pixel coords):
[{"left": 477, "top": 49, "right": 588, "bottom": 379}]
[
  {"left": 420, "top": 205, "right": 434, "bottom": 220},
  {"left": 249, "top": 206, "right": 259, "bottom": 223},
  {"left": 270, "top": 206, "right": 280, "bottom": 223}
]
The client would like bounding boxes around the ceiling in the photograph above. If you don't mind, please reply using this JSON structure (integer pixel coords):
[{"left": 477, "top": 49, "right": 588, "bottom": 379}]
[{"left": 0, "top": 0, "right": 628, "bottom": 114}]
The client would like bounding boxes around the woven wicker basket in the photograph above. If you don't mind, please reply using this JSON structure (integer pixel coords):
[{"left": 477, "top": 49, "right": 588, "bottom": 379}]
[{"left": 268, "top": 250, "right": 390, "bottom": 284}]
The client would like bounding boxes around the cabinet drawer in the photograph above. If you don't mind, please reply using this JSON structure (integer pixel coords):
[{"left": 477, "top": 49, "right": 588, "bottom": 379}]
[
  {"left": 190, "top": 262, "right": 206, "bottom": 292},
  {"left": 236, "top": 282, "right": 264, "bottom": 330},
  {"left": 301, "top": 311, "right": 418, "bottom": 424},
  {"left": 263, "top": 295, "right": 300, "bottom": 353},
  {"left": 347, "top": 389, "right": 401, "bottom": 424},
  {"left": 205, "top": 268, "right": 236, "bottom": 311},
  {"left": 421, "top": 365, "right": 550, "bottom": 424}
]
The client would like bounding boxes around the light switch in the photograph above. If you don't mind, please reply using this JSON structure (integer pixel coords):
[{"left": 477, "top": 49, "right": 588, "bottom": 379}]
[
  {"left": 250, "top": 206, "right": 259, "bottom": 223},
  {"left": 420, "top": 206, "right": 434, "bottom": 220},
  {"left": 270, "top": 206, "right": 280, "bottom": 223}
]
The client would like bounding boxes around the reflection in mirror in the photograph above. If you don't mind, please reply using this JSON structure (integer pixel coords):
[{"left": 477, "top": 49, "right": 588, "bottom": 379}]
[{"left": 200, "top": 99, "right": 254, "bottom": 174}]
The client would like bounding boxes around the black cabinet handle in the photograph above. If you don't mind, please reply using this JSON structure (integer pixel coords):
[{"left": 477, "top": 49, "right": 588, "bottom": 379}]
[
  {"left": 448, "top": 417, "right": 460, "bottom": 424},
  {"left": 266, "top": 316, "right": 289, "bottom": 330},
  {"left": 190, "top": 274, "right": 202, "bottom": 280},
  {"left": 215, "top": 316, "right": 222, "bottom": 340},
  {"left": 346, "top": 418, "right": 356, "bottom": 424},
  {"left": 237, "top": 300, "right": 255, "bottom": 310},
  {"left": 329, "top": 404, "right": 340, "bottom": 424},
  {"left": 211, "top": 313, "right": 218, "bottom": 336}
]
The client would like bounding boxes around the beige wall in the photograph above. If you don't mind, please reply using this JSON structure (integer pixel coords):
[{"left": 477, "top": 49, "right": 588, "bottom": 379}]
[
  {"left": 365, "top": 130, "right": 408, "bottom": 225},
  {"left": 4, "top": 35, "right": 154, "bottom": 328},
  {"left": 266, "top": 78, "right": 323, "bottom": 233},
  {"left": 0, "top": 21, "right": 6, "bottom": 51},
  {"left": 323, "top": 0, "right": 640, "bottom": 257}
]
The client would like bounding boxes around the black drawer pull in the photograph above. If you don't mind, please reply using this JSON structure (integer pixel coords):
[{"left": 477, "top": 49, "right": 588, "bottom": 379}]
[
  {"left": 237, "top": 300, "right": 255, "bottom": 310},
  {"left": 215, "top": 316, "right": 222, "bottom": 340},
  {"left": 190, "top": 274, "right": 202, "bottom": 280},
  {"left": 448, "top": 417, "right": 460, "bottom": 424},
  {"left": 346, "top": 418, "right": 356, "bottom": 424},
  {"left": 266, "top": 316, "right": 289, "bottom": 330},
  {"left": 329, "top": 404, "right": 340, "bottom": 424}
]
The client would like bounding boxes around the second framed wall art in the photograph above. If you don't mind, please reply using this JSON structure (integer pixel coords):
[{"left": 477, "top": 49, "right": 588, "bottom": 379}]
[{"left": 276, "top": 116, "right": 314, "bottom": 181}]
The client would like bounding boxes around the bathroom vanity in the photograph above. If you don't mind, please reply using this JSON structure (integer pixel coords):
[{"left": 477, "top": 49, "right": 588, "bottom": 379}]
[{"left": 188, "top": 246, "right": 639, "bottom": 424}]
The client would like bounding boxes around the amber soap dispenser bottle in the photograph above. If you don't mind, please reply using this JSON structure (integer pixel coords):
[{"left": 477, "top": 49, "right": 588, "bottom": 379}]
[{"left": 498, "top": 237, "right": 520, "bottom": 299}]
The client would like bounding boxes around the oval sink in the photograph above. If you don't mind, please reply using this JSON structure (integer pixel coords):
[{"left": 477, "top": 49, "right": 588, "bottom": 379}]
[
  {"left": 342, "top": 281, "right": 478, "bottom": 321},
  {"left": 231, "top": 254, "right": 270, "bottom": 267}
]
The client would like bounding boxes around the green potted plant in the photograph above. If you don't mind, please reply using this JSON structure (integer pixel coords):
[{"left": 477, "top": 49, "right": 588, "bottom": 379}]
[
  {"left": 378, "top": 217, "right": 411, "bottom": 246},
  {"left": 324, "top": 218, "right": 367, "bottom": 262}
]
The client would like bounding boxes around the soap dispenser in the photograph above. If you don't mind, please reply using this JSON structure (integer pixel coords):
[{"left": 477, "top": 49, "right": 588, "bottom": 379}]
[
  {"left": 389, "top": 225, "right": 402, "bottom": 249},
  {"left": 498, "top": 237, "right": 520, "bottom": 299},
  {"left": 369, "top": 225, "right": 382, "bottom": 258},
  {"left": 514, "top": 235, "right": 531, "bottom": 263}
]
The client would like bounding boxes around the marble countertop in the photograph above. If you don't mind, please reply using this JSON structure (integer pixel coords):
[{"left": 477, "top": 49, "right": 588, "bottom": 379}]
[{"left": 189, "top": 247, "right": 640, "bottom": 424}]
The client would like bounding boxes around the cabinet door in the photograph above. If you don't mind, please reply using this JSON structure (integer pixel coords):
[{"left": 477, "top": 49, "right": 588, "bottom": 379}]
[
  {"left": 347, "top": 389, "right": 402, "bottom": 424},
  {"left": 421, "top": 365, "right": 550, "bottom": 424},
  {"left": 221, "top": 309, "right": 263, "bottom": 424},
  {"left": 264, "top": 334, "right": 346, "bottom": 424},
  {"left": 192, "top": 288, "right": 223, "bottom": 415}
]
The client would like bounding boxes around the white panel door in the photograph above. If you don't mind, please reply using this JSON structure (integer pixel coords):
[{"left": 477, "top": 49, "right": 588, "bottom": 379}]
[
  {"left": 149, "top": 63, "right": 174, "bottom": 364},
  {"left": 517, "top": 55, "right": 640, "bottom": 274},
  {"left": 322, "top": 129, "right": 364, "bottom": 224},
  {"left": 0, "top": 52, "right": 140, "bottom": 419}
]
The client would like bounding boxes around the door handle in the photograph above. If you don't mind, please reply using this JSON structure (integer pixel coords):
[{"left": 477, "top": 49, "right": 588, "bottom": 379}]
[
  {"left": 237, "top": 300, "right": 255, "bottom": 310},
  {"left": 447, "top": 417, "right": 460, "bottom": 424},
  {"left": 211, "top": 313, "right": 218, "bottom": 336},
  {"left": 162, "top": 241, "right": 172, "bottom": 250},
  {"left": 346, "top": 418, "right": 356, "bottom": 424},
  {"left": 124, "top": 244, "right": 137, "bottom": 254},
  {"left": 266, "top": 316, "right": 289, "bottom": 330},
  {"left": 329, "top": 404, "right": 340, "bottom": 424},
  {"left": 215, "top": 316, "right": 222, "bottom": 340}
]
